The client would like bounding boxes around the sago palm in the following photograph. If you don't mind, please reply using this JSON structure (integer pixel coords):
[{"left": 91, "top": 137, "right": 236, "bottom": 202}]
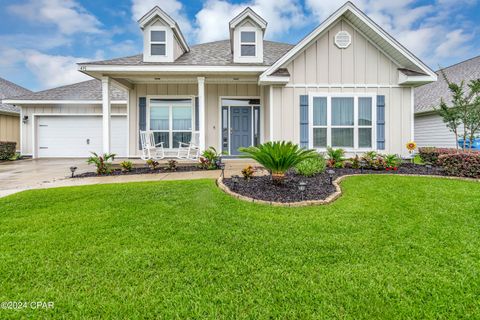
[{"left": 239, "top": 141, "right": 317, "bottom": 183}]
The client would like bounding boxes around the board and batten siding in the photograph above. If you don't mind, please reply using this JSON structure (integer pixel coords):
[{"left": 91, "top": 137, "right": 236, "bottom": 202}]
[
  {"left": 129, "top": 83, "right": 260, "bottom": 156},
  {"left": 20, "top": 104, "right": 126, "bottom": 155},
  {"left": 415, "top": 113, "right": 461, "bottom": 148},
  {"left": 0, "top": 114, "right": 20, "bottom": 149},
  {"left": 271, "top": 18, "right": 413, "bottom": 156}
]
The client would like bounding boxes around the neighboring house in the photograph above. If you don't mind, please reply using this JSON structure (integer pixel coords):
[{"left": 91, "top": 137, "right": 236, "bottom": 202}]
[
  {"left": 0, "top": 77, "right": 32, "bottom": 150},
  {"left": 5, "top": 2, "right": 436, "bottom": 159},
  {"left": 414, "top": 56, "right": 480, "bottom": 148},
  {"left": 4, "top": 79, "right": 127, "bottom": 157}
]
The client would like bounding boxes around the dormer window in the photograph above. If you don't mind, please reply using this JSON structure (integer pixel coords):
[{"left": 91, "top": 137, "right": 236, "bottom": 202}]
[
  {"left": 150, "top": 30, "right": 166, "bottom": 56},
  {"left": 240, "top": 31, "right": 256, "bottom": 57}
]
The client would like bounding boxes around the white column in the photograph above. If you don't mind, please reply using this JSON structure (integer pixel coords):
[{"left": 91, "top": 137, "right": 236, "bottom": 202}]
[
  {"left": 102, "top": 76, "right": 111, "bottom": 154},
  {"left": 197, "top": 77, "right": 206, "bottom": 150}
]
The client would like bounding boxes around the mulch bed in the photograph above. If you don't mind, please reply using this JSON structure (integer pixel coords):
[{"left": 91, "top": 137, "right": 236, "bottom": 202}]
[
  {"left": 222, "top": 163, "right": 446, "bottom": 203},
  {"left": 74, "top": 165, "right": 214, "bottom": 178}
]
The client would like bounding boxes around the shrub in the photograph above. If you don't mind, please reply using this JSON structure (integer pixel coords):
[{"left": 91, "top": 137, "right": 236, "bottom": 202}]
[
  {"left": 0, "top": 141, "right": 16, "bottom": 160},
  {"left": 87, "top": 152, "right": 116, "bottom": 175},
  {"left": 351, "top": 155, "right": 360, "bottom": 169},
  {"left": 165, "top": 160, "right": 178, "bottom": 171},
  {"left": 239, "top": 141, "right": 317, "bottom": 183},
  {"left": 146, "top": 159, "right": 160, "bottom": 170},
  {"left": 385, "top": 154, "right": 402, "bottom": 170},
  {"left": 418, "top": 147, "right": 459, "bottom": 165},
  {"left": 438, "top": 153, "right": 480, "bottom": 178},
  {"left": 199, "top": 147, "right": 222, "bottom": 170},
  {"left": 360, "top": 152, "right": 401, "bottom": 170},
  {"left": 120, "top": 161, "right": 133, "bottom": 172},
  {"left": 241, "top": 165, "right": 255, "bottom": 180},
  {"left": 295, "top": 154, "right": 326, "bottom": 177},
  {"left": 326, "top": 147, "right": 345, "bottom": 168}
]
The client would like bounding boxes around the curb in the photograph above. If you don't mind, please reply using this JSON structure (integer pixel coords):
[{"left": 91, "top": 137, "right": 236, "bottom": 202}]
[{"left": 216, "top": 174, "right": 480, "bottom": 207}]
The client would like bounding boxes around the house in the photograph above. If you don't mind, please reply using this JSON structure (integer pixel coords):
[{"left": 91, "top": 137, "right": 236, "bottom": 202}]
[
  {"left": 0, "top": 77, "right": 32, "bottom": 151},
  {"left": 415, "top": 56, "right": 480, "bottom": 148},
  {"left": 4, "top": 79, "right": 127, "bottom": 157},
  {"left": 5, "top": 2, "right": 436, "bottom": 159}
]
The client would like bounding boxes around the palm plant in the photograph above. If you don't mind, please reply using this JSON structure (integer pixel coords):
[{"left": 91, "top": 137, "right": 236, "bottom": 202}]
[
  {"left": 87, "top": 152, "right": 116, "bottom": 175},
  {"left": 239, "top": 141, "right": 317, "bottom": 183},
  {"left": 326, "top": 147, "right": 345, "bottom": 167}
]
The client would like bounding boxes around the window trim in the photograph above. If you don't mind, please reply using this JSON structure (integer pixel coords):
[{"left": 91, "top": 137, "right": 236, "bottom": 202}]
[
  {"left": 308, "top": 93, "right": 377, "bottom": 151},
  {"left": 240, "top": 30, "right": 257, "bottom": 57},
  {"left": 146, "top": 96, "right": 195, "bottom": 149},
  {"left": 150, "top": 28, "right": 167, "bottom": 56}
]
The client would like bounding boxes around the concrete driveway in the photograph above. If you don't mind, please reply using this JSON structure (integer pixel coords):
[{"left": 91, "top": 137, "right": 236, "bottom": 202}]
[{"left": 0, "top": 158, "right": 255, "bottom": 198}]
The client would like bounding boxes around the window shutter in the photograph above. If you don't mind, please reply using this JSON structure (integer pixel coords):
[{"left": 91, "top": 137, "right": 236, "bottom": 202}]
[
  {"left": 376, "top": 95, "right": 385, "bottom": 150},
  {"left": 300, "top": 95, "right": 309, "bottom": 148},
  {"left": 195, "top": 97, "right": 199, "bottom": 131},
  {"left": 138, "top": 97, "right": 146, "bottom": 150}
]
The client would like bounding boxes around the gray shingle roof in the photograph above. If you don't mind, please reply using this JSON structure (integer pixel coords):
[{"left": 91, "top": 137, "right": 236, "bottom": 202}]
[
  {"left": 81, "top": 40, "right": 294, "bottom": 66},
  {"left": 0, "top": 77, "right": 32, "bottom": 114},
  {"left": 415, "top": 55, "right": 480, "bottom": 113},
  {"left": 8, "top": 79, "right": 127, "bottom": 102}
]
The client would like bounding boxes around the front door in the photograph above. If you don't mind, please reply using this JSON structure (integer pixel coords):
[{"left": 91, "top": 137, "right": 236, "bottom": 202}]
[{"left": 230, "top": 107, "right": 252, "bottom": 155}]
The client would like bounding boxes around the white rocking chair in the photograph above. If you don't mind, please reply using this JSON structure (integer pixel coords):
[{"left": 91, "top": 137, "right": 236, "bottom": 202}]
[
  {"left": 140, "top": 130, "right": 165, "bottom": 160},
  {"left": 177, "top": 132, "right": 201, "bottom": 160}
]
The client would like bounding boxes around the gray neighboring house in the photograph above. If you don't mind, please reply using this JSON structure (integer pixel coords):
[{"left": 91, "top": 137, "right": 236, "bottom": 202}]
[
  {"left": 0, "top": 77, "right": 32, "bottom": 150},
  {"left": 4, "top": 79, "right": 127, "bottom": 157},
  {"left": 414, "top": 55, "right": 480, "bottom": 148}
]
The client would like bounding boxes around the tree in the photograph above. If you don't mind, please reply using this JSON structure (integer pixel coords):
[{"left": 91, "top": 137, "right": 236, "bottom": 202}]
[{"left": 436, "top": 69, "right": 480, "bottom": 151}]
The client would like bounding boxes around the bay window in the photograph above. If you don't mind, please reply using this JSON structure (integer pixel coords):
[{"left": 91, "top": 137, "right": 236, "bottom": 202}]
[
  {"left": 310, "top": 95, "right": 375, "bottom": 150},
  {"left": 149, "top": 99, "right": 193, "bottom": 149}
]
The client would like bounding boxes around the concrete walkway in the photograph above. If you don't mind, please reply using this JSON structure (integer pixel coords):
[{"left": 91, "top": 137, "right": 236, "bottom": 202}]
[{"left": 0, "top": 158, "right": 256, "bottom": 198}]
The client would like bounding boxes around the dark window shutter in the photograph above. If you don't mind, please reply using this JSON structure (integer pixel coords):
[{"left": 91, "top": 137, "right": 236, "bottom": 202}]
[
  {"left": 300, "top": 95, "right": 309, "bottom": 148},
  {"left": 195, "top": 97, "right": 199, "bottom": 131},
  {"left": 377, "top": 95, "right": 385, "bottom": 150},
  {"left": 138, "top": 97, "right": 146, "bottom": 150}
]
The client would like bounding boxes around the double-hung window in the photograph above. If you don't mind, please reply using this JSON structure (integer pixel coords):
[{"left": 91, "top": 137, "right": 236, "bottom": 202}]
[
  {"left": 149, "top": 99, "right": 193, "bottom": 149},
  {"left": 310, "top": 95, "right": 375, "bottom": 150},
  {"left": 240, "top": 31, "right": 256, "bottom": 57},
  {"left": 150, "top": 30, "right": 166, "bottom": 56}
]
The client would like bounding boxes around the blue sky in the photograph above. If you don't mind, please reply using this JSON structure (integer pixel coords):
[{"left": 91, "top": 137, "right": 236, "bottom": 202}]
[{"left": 0, "top": 0, "right": 479, "bottom": 91}]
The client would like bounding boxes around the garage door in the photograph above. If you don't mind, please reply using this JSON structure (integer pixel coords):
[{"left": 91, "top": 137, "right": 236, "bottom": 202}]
[{"left": 37, "top": 116, "right": 127, "bottom": 157}]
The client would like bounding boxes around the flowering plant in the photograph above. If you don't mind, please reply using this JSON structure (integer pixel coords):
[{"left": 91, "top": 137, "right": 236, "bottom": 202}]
[{"left": 406, "top": 141, "right": 417, "bottom": 152}]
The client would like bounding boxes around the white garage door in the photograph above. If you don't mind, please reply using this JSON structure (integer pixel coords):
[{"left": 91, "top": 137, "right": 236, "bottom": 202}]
[{"left": 37, "top": 116, "right": 127, "bottom": 157}]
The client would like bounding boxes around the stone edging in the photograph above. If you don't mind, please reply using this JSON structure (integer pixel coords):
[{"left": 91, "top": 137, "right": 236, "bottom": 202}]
[{"left": 216, "top": 174, "right": 480, "bottom": 207}]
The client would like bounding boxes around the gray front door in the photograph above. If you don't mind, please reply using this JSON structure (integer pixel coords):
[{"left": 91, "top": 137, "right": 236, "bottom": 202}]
[{"left": 230, "top": 107, "right": 252, "bottom": 155}]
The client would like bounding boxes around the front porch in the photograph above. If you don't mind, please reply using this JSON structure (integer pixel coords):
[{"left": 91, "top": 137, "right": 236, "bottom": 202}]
[{"left": 99, "top": 75, "right": 268, "bottom": 158}]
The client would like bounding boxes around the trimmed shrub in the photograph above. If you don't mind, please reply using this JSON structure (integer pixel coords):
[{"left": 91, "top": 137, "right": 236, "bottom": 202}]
[
  {"left": 295, "top": 154, "right": 326, "bottom": 177},
  {"left": 438, "top": 153, "right": 480, "bottom": 178},
  {"left": 0, "top": 141, "right": 16, "bottom": 160},
  {"left": 418, "top": 147, "right": 459, "bottom": 165}
]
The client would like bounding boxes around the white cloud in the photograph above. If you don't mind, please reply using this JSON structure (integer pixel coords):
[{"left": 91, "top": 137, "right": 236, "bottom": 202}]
[
  {"left": 23, "top": 51, "right": 92, "bottom": 89},
  {"left": 8, "top": 0, "right": 102, "bottom": 35},
  {"left": 194, "top": 0, "right": 307, "bottom": 43},
  {"left": 131, "top": 0, "right": 193, "bottom": 35}
]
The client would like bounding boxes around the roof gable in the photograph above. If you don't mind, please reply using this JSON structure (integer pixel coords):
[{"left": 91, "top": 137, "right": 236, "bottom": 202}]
[
  {"left": 229, "top": 7, "right": 267, "bottom": 30},
  {"left": 260, "top": 1, "right": 436, "bottom": 83},
  {"left": 0, "top": 77, "right": 32, "bottom": 114}
]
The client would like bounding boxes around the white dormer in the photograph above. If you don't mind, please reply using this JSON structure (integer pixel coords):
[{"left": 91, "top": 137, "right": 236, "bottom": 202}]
[
  {"left": 229, "top": 8, "right": 267, "bottom": 64},
  {"left": 138, "top": 6, "right": 189, "bottom": 63}
]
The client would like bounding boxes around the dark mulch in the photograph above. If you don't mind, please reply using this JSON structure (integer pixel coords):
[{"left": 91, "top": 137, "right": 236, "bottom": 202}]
[
  {"left": 223, "top": 163, "right": 446, "bottom": 203},
  {"left": 74, "top": 165, "right": 214, "bottom": 178}
]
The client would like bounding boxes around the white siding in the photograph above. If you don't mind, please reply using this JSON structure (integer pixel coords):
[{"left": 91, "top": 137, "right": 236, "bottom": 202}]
[{"left": 415, "top": 113, "right": 460, "bottom": 148}]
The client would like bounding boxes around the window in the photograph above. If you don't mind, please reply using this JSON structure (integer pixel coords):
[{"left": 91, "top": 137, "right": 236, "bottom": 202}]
[
  {"left": 240, "top": 31, "right": 256, "bottom": 57},
  {"left": 150, "top": 30, "right": 166, "bottom": 56},
  {"left": 311, "top": 95, "right": 374, "bottom": 150},
  {"left": 149, "top": 99, "right": 193, "bottom": 148}
]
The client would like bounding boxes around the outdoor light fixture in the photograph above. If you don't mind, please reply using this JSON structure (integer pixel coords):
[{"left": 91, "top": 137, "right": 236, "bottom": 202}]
[
  {"left": 425, "top": 163, "right": 432, "bottom": 174},
  {"left": 327, "top": 170, "right": 335, "bottom": 185},
  {"left": 232, "top": 175, "right": 239, "bottom": 190},
  {"left": 360, "top": 160, "right": 366, "bottom": 173},
  {"left": 298, "top": 181, "right": 307, "bottom": 200},
  {"left": 22, "top": 115, "right": 28, "bottom": 124},
  {"left": 69, "top": 166, "right": 77, "bottom": 178},
  {"left": 219, "top": 163, "right": 226, "bottom": 178}
]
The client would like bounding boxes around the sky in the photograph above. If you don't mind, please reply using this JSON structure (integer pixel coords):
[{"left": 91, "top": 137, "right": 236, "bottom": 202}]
[{"left": 0, "top": 0, "right": 479, "bottom": 91}]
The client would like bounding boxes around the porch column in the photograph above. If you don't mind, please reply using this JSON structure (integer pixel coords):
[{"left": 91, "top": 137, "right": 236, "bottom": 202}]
[
  {"left": 102, "top": 76, "right": 111, "bottom": 154},
  {"left": 197, "top": 76, "right": 206, "bottom": 150}
]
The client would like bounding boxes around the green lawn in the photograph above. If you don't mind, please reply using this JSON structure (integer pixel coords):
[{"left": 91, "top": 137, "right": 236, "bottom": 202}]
[{"left": 1, "top": 176, "right": 480, "bottom": 319}]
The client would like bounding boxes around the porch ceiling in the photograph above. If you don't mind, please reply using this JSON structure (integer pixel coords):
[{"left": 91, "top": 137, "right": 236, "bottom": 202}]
[{"left": 104, "top": 74, "right": 260, "bottom": 85}]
